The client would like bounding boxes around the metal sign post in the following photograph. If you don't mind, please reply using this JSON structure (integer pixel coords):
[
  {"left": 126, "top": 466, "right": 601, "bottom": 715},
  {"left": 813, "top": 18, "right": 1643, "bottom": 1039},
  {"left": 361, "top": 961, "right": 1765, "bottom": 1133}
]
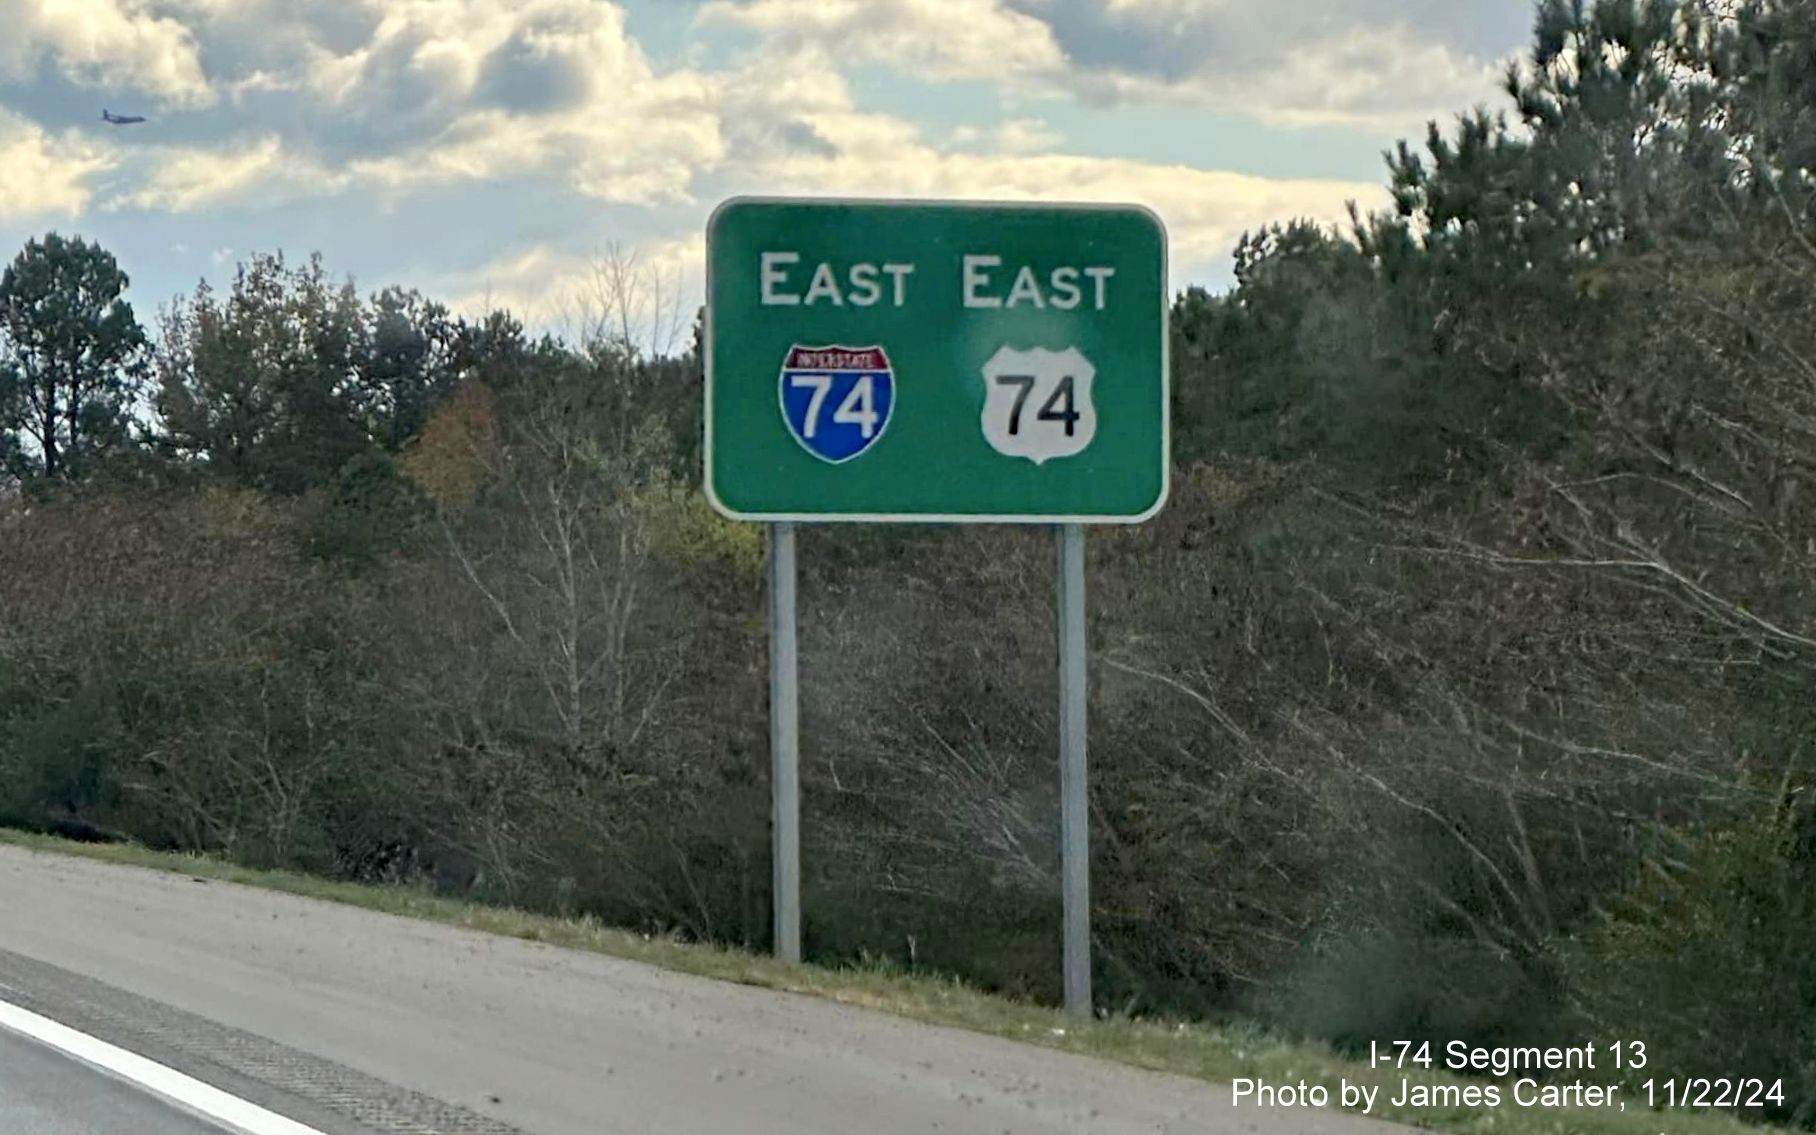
[
  {"left": 769, "top": 521, "right": 802, "bottom": 964},
  {"left": 706, "top": 197, "right": 1167, "bottom": 1000},
  {"left": 1056, "top": 523, "right": 1091, "bottom": 1015}
]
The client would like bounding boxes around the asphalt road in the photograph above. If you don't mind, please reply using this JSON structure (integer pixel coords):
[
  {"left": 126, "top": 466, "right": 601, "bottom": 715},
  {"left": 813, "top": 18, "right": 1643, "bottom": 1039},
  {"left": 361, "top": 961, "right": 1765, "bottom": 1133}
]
[
  {"left": 0, "top": 1027, "right": 225, "bottom": 1135},
  {"left": 0, "top": 843, "right": 1409, "bottom": 1135}
]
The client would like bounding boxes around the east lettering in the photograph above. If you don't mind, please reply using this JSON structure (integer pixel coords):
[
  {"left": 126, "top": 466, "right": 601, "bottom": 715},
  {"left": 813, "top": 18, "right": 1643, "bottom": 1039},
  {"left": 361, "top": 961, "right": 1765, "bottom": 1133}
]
[
  {"left": 759, "top": 253, "right": 916, "bottom": 307},
  {"left": 962, "top": 255, "right": 1117, "bottom": 310}
]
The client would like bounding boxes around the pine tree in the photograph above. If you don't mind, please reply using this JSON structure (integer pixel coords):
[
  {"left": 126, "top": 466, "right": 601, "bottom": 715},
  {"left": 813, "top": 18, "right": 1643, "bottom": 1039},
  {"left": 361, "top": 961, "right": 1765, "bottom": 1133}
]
[{"left": 0, "top": 234, "right": 146, "bottom": 481}]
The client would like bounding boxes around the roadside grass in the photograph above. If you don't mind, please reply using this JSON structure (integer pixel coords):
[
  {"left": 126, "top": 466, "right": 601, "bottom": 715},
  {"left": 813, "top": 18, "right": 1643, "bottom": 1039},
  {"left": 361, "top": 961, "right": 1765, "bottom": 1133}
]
[{"left": 0, "top": 828, "right": 1778, "bottom": 1135}]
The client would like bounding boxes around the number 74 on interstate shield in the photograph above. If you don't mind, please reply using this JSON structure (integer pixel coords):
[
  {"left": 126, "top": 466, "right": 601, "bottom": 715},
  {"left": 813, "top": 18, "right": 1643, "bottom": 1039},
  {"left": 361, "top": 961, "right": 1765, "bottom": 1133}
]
[{"left": 779, "top": 345, "right": 895, "bottom": 465}]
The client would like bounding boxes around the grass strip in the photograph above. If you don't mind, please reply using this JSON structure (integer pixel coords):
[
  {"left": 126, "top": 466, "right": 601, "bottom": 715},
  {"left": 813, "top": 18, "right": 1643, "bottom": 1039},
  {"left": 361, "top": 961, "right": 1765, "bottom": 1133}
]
[{"left": 0, "top": 827, "right": 1778, "bottom": 1135}]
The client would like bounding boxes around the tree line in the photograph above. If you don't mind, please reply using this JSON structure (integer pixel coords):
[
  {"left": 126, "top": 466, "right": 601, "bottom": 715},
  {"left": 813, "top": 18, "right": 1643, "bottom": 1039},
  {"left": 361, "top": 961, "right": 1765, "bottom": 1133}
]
[{"left": 2, "top": 0, "right": 1812, "bottom": 1123}]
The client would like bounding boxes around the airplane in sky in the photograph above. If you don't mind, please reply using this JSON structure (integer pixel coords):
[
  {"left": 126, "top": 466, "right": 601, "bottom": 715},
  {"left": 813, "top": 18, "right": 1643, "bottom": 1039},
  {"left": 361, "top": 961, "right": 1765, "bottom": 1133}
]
[{"left": 101, "top": 109, "right": 146, "bottom": 125}]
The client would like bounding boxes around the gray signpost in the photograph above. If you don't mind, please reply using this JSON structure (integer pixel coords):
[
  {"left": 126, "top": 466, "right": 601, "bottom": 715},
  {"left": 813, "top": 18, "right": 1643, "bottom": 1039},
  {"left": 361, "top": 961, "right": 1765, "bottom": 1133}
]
[
  {"left": 1056, "top": 523, "right": 1090, "bottom": 1010},
  {"left": 768, "top": 522, "right": 801, "bottom": 964},
  {"left": 705, "top": 196, "right": 1168, "bottom": 1014}
]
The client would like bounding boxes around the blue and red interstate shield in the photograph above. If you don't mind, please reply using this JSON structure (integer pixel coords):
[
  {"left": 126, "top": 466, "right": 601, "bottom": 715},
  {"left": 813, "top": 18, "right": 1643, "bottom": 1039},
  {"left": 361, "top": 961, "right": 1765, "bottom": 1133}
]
[{"left": 778, "top": 344, "right": 895, "bottom": 464}]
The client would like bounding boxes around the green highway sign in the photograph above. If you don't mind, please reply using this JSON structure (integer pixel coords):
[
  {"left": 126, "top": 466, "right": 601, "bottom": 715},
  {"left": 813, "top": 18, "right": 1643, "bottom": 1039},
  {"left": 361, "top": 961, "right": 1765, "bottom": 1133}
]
[
  {"left": 708, "top": 197, "right": 1159, "bottom": 1002},
  {"left": 705, "top": 197, "right": 1169, "bottom": 523}
]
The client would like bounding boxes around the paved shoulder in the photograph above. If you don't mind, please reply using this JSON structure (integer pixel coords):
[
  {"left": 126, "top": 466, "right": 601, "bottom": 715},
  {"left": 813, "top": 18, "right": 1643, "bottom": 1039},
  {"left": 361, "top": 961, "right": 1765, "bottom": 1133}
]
[
  {"left": 0, "top": 1027, "right": 223, "bottom": 1135},
  {"left": 0, "top": 844, "right": 1406, "bottom": 1135},
  {"left": 0, "top": 949, "right": 518, "bottom": 1135}
]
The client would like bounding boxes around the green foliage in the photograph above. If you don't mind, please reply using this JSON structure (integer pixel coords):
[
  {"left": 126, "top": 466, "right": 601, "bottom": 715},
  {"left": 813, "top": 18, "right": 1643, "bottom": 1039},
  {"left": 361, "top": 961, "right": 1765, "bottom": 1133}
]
[
  {"left": 302, "top": 450, "right": 428, "bottom": 567},
  {"left": 155, "top": 253, "right": 525, "bottom": 494},
  {"left": 0, "top": 674, "right": 120, "bottom": 834},
  {"left": 1171, "top": 217, "right": 1562, "bottom": 492},
  {"left": 1156, "top": 0, "right": 1816, "bottom": 1106},
  {"left": 0, "top": 232, "right": 147, "bottom": 480},
  {"left": 630, "top": 477, "right": 763, "bottom": 577},
  {"left": 364, "top": 286, "right": 463, "bottom": 449},
  {"left": 1567, "top": 775, "right": 1816, "bottom": 1125},
  {"left": 1170, "top": 222, "right": 1379, "bottom": 465}
]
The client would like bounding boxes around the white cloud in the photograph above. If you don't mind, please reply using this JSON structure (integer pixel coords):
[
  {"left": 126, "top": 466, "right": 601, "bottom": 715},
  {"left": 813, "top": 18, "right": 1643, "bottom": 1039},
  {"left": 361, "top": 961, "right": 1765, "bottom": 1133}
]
[
  {"left": 420, "top": 37, "right": 1382, "bottom": 328},
  {"left": 342, "top": 71, "right": 722, "bottom": 207},
  {"left": 102, "top": 0, "right": 726, "bottom": 210},
  {"left": 1, "top": 0, "right": 1408, "bottom": 302},
  {"left": 0, "top": 0, "right": 214, "bottom": 106},
  {"left": 438, "top": 235, "right": 703, "bottom": 353},
  {"left": 9, "top": 0, "right": 1416, "bottom": 232},
  {"left": 115, "top": 135, "right": 341, "bottom": 212},
  {"left": 953, "top": 117, "right": 1062, "bottom": 153},
  {"left": 1085, "top": 26, "right": 1509, "bottom": 131},
  {"left": 436, "top": 243, "right": 586, "bottom": 320},
  {"left": 0, "top": 111, "right": 118, "bottom": 220},
  {"left": 699, "top": 0, "right": 1064, "bottom": 83},
  {"left": 709, "top": 50, "right": 1384, "bottom": 279},
  {"left": 443, "top": 155, "right": 1377, "bottom": 344},
  {"left": 703, "top": 0, "right": 1513, "bottom": 133},
  {"left": 736, "top": 147, "right": 1382, "bottom": 281}
]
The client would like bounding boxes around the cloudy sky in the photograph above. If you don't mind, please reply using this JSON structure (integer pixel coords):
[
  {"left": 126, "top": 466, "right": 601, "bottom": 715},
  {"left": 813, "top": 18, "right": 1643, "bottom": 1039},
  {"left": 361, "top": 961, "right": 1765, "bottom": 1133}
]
[{"left": 0, "top": 0, "right": 1534, "bottom": 334}]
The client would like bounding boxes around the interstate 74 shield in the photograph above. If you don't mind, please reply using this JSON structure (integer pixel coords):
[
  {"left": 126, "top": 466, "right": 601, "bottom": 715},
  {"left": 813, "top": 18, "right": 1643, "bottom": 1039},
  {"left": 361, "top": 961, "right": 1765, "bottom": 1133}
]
[{"left": 778, "top": 345, "right": 895, "bottom": 464}]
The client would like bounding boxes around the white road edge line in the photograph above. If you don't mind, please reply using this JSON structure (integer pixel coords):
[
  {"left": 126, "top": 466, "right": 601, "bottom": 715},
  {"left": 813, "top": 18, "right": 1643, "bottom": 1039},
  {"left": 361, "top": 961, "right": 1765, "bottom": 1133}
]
[{"left": 0, "top": 998, "right": 328, "bottom": 1135}]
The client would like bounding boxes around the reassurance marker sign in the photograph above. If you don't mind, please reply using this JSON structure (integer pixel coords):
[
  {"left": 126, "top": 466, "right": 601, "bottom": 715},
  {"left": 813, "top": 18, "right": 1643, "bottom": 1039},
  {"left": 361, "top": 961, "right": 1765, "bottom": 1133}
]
[{"left": 706, "top": 197, "right": 1168, "bottom": 523}]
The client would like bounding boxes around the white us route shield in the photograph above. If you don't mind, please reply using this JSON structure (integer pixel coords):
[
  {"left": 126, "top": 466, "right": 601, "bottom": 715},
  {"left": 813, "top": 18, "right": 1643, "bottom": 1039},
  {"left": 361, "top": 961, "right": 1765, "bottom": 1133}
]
[{"left": 979, "top": 346, "right": 1098, "bottom": 466}]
